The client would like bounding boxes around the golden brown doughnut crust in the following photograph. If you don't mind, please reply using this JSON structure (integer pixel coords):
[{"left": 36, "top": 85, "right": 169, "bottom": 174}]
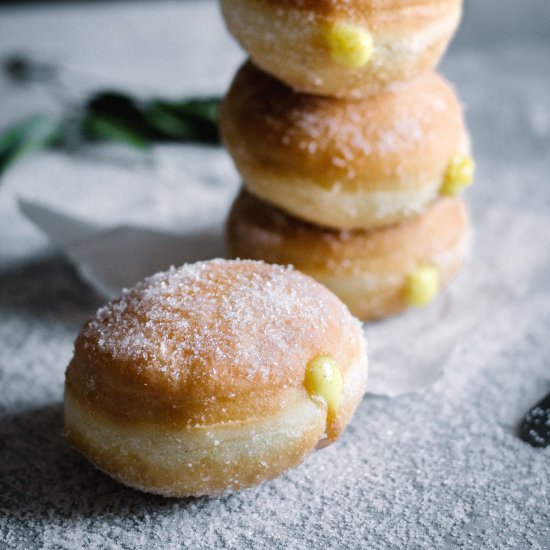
[
  {"left": 221, "top": 62, "right": 466, "bottom": 195},
  {"left": 227, "top": 192, "right": 470, "bottom": 320},
  {"left": 264, "top": 0, "right": 459, "bottom": 30},
  {"left": 65, "top": 260, "right": 365, "bottom": 433},
  {"left": 64, "top": 260, "right": 368, "bottom": 495},
  {"left": 221, "top": 63, "right": 469, "bottom": 230}
]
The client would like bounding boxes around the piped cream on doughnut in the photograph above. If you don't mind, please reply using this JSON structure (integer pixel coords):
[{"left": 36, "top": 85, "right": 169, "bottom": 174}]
[
  {"left": 220, "top": 0, "right": 463, "bottom": 98},
  {"left": 64, "top": 259, "right": 368, "bottom": 497},
  {"left": 220, "top": 62, "right": 474, "bottom": 231},
  {"left": 227, "top": 191, "right": 470, "bottom": 321}
]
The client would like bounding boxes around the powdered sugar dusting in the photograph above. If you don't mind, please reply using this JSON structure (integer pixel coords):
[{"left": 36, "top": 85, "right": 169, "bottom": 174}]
[
  {"left": 278, "top": 83, "right": 455, "bottom": 163},
  {"left": 80, "top": 259, "right": 361, "bottom": 391},
  {"left": 226, "top": 65, "right": 463, "bottom": 185}
]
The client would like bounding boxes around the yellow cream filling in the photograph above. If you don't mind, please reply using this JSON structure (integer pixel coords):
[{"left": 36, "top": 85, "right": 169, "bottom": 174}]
[
  {"left": 405, "top": 265, "right": 441, "bottom": 307},
  {"left": 328, "top": 22, "right": 374, "bottom": 69},
  {"left": 304, "top": 354, "right": 343, "bottom": 415},
  {"left": 441, "top": 154, "right": 475, "bottom": 197}
]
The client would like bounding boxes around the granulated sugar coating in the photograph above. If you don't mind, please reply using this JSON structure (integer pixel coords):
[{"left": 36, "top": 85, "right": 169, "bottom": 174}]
[
  {"left": 222, "top": 63, "right": 464, "bottom": 184},
  {"left": 63, "top": 259, "right": 367, "bottom": 498},
  {"left": 76, "top": 259, "right": 362, "bottom": 398}
]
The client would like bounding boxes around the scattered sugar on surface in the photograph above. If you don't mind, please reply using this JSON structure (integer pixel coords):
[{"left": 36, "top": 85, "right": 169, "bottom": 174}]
[{"left": 3, "top": 4, "right": 550, "bottom": 548}]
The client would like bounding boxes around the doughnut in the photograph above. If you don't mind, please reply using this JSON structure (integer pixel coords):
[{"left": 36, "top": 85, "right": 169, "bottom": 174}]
[
  {"left": 227, "top": 191, "right": 470, "bottom": 320},
  {"left": 220, "top": 62, "right": 474, "bottom": 231},
  {"left": 64, "top": 259, "right": 368, "bottom": 496},
  {"left": 219, "top": 0, "right": 463, "bottom": 98}
]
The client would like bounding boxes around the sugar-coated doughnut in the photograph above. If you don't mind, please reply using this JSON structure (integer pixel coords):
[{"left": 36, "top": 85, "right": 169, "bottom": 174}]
[
  {"left": 64, "top": 259, "right": 368, "bottom": 496},
  {"left": 227, "top": 191, "right": 470, "bottom": 320},
  {"left": 220, "top": 0, "right": 463, "bottom": 98},
  {"left": 220, "top": 63, "right": 474, "bottom": 231}
]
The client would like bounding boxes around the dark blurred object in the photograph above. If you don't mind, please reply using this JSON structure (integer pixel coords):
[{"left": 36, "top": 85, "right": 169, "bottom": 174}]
[
  {"left": 3, "top": 54, "right": 57, "bottom": 84},
  {"left": 84, "top": 92, "right": 219, "bottom": 146},
  {"left": 146, "top": 98, "right": 219, "bottom": 143},
  {"left": 519, "top": 392, "right": 550, "bottom": 448}
]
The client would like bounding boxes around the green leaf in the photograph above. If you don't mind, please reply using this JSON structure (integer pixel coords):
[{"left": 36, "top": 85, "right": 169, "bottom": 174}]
[
  {"left": 176, "top": 97, "right": 220, "bottom": 125},
  {"left": 145, "top": 102, "right": 196, "bottom": 140},
  {"left": 145, "top": 97, "right": 221, "bottom": 144},
  {"left": 82, "top": 92, "right": 155, "bottom": 148},
  {"left": 0, "top": 115, "right": 64, "bottom": 178},
  {"left": 83, "top": 92, "right": 221, "bottom": 146},
  {"left": 0, "top": 92, "right": 222, "bottom": 181},
  {"left": 83, "top": 114, "right": 150, "bottom": 149}
]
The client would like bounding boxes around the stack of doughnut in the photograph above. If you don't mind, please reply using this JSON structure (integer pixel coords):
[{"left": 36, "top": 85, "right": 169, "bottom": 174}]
[{"left": 220, "top": 0, "right": 475, "bottom": 321}]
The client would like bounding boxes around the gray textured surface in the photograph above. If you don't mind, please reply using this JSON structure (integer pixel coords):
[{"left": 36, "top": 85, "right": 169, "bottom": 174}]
[{"left": 1, "top": 1, "right": 550, "bottom": 548}]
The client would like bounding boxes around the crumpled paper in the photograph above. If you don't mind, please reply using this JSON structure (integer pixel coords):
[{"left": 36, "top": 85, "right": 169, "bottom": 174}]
[
  {"left": 16, "top": 146, "right": 550, "bottom": 397},
  {"left": 15, "top": 144, "right": 239, "bottom": 297},
  {"left": 19, "top": 200, "right": 227, "bottom": 298}
]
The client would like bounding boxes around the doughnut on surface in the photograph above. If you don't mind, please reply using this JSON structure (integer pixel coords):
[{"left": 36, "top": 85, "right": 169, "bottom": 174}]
[
  {"left": 64, "top": 260, "right": 367, "bottom": 496},
  {"left": 220, "top": 63, "right": 470, "bottom": 230},
  {"left": 227, "top": 192, "right": 470, "bottom": 320},
  {"left": 220, "top": 0, "right": 462, "bottom": 98}
]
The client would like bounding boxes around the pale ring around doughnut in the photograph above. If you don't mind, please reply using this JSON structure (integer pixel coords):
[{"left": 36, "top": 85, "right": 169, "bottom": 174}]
[{"left": 64, "top": 259, "right": 368, "bottom": 496}]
